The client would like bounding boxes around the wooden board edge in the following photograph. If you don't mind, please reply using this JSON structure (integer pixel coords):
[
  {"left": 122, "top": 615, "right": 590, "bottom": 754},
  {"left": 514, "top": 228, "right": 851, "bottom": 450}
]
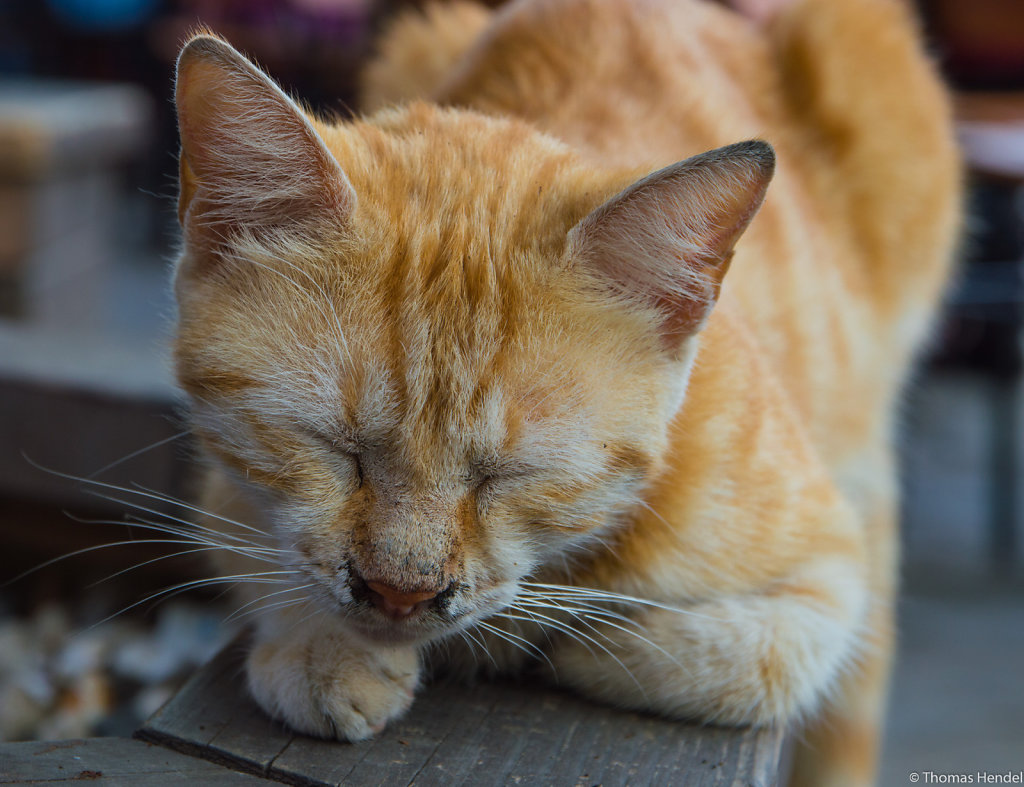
[{"left": 131, "top": 728, "right": 312, "bottom": 787}]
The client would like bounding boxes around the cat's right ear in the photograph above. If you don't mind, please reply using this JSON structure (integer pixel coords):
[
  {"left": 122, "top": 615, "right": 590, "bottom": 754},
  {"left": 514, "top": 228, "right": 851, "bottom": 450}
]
[{"left": 175, "top": 34, "right": 355, "bottom": 244}]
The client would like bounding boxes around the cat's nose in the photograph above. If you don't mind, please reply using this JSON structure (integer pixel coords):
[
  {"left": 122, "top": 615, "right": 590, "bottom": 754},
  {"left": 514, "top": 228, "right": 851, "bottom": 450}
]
[{"left": 365, "top": 580, "right": 439, "bottom": 620}]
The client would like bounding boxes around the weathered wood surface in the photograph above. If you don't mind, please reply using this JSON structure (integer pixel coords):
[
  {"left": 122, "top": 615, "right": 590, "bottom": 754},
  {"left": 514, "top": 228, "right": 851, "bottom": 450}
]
[
  {"left": 138, "top": 641, "right": 784, "bottom": 787},
  {"left": 0, "top": 736, "right": 272, "bottom": 785}
]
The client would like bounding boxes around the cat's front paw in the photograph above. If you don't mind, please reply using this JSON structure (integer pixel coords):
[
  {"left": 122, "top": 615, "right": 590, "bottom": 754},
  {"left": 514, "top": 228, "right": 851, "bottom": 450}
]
[{"left": 246, "top": 626, "right": 420, "bottom": 741}]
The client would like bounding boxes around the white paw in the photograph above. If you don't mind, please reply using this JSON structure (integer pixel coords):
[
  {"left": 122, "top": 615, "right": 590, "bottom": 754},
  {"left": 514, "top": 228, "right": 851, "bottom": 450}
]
[{"left": 246, "top": 627, "right": 420, "bottom": 741}]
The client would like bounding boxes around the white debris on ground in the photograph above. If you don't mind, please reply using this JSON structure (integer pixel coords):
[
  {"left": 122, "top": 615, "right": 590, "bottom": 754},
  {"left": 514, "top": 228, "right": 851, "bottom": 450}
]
[{"left": 0, "top": 600, "right": 235, "bottom": 741}]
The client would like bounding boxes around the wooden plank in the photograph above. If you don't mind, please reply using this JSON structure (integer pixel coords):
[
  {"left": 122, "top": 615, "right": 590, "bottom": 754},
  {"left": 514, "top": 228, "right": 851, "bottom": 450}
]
[
  {"left": 139, "top": 642, "right": 784, "bottom": 786},
  {"left": 135, "top": 639, "right": 295, "bottom": 777},
  {"left": 0, "top": 736, "right": 273, "bottom": 785}
]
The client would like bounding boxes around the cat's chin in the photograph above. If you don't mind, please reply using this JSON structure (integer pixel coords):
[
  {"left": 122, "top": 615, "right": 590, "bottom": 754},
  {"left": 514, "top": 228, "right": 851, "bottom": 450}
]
[{"left": 342, "top": 616, "right": 451, "bottom": 647}]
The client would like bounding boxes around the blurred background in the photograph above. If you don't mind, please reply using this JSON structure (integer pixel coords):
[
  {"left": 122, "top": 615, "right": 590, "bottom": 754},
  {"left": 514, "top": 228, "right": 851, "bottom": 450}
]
[{"left": 0, "top": 0, "right": 1020, "bottom": 781}]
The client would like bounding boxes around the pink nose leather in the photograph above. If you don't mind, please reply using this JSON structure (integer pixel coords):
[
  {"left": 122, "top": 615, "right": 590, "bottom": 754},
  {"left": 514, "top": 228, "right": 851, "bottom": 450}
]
[{"left": 366, "top": 580, "right": 439, "bottom": 619}]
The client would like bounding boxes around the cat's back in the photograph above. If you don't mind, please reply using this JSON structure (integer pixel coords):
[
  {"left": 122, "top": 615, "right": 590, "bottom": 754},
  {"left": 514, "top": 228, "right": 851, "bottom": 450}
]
[{"left": 440, "top": 0, "right": 784, "bottom": 168}]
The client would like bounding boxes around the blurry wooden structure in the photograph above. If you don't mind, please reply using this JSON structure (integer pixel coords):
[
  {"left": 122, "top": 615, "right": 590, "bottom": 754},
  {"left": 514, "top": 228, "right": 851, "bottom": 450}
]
[{"left": 0, "top": 80, "right": 150, "bottom": 327}]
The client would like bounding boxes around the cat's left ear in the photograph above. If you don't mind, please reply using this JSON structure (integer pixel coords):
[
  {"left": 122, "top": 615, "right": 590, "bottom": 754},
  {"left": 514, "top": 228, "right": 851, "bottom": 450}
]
[
  {"left": 569, "top": 141, "right": 774, "bottom": 351},
  {"left": 175, "top": 34, "right": 355, "bottom": 241}
]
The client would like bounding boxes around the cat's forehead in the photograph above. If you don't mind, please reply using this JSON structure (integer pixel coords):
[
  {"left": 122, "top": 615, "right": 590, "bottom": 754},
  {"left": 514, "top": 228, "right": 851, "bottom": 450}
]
[
  {"left": 296, "top": 109, "right": 607, "bottom": 400},
  {"left": 317, "top": 104, "right": 606, "bottom": 264}
]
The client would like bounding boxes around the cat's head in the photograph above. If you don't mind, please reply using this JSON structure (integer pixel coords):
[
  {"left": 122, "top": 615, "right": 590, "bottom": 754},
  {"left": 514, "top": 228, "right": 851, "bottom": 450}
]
[{"left": 172, "top": 35, "right": 772, "bottom": 645}]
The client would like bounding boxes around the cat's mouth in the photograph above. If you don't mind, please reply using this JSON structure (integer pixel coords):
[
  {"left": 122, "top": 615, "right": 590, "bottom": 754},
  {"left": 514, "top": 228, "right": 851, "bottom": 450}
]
[
  {"left": 343, "top": 617, "right": 422, "bottom": 644},
  {"left": 341, "top": 605, "right": 476, "bottom": 646},
  {"left": 339, "top": 580, "right": 514, "bottom": 646}
]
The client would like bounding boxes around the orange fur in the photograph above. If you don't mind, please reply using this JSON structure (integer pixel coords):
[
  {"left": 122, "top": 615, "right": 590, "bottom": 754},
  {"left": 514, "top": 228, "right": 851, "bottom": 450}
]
[
  {"left": 361, "top": 0, "right": 492, "bottom": 113},
  {"left": 171, "top": 1, "right": 959, "bottom": 784}
]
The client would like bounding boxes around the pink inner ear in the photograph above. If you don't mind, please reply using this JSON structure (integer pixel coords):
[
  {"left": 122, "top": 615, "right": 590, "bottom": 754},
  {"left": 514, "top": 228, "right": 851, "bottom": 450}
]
[
  {"left": 570, "top": 141, "right": 774, "bottom": 342},
  {"left": 175, "top": 35, "right": 356, "bottom": 237}
]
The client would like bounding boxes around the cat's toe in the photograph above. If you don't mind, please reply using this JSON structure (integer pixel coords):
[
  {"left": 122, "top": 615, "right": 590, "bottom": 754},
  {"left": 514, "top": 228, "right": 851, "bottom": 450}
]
[
  {"left": 318, "top": 652, "right": 419, "bottom": 740},
  {"left": 318, "top": 689, "right": 415, "bottom": 741}
]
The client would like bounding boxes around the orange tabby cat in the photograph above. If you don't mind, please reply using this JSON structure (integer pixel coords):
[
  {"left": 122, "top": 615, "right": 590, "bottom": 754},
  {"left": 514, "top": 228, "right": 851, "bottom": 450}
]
[{"left": 171, "top": 0, "right": 959, "bottom": 784}]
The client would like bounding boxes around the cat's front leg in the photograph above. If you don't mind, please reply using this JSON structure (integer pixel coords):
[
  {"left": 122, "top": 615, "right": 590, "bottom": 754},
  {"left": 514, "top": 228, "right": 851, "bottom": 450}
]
[
  {"left": 544, "top": 558, "right": 867, "bottom": 728},
  {"left": 246, "top": 612, "right": 420, "bottom": 741}
]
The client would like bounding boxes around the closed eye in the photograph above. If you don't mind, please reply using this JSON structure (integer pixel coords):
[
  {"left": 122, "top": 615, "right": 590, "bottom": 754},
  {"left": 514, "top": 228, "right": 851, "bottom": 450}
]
[
  {"left": 308, "top": 431, "right": 363, "bottom": 488},
  {"left": 349, "top": 451, "right": 364, "bottom": 487},
  {"left": 470, "top": 460, "right": 539, "bottom": 493}
]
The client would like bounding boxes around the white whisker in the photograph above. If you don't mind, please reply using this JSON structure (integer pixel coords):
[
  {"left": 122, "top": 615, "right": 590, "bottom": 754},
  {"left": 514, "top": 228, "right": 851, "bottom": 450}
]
[
  {"left": 20, "top": 456, "right": 267, "bottom": 539},
  {"left": 87, "top": 431, "right": 190, "bottom": 479},
  {"left": 515, "top": 591, "right": 639, "bottom": 628},
  {"left": 497, "top": 609, "right": 646, "bottom": 698},
  {"left": 521, "top": 581, "right": 721, "bottom": 621},
  {"left": 2, "top": 538, "right": 246, "bottom": 589},
  {"left": 579, "top": 614, "right": 687, "bottom": 673},
  {"left": 225, "top": 583, "right": 316, "bottom": 623},
  {"left": 64, "top": 511, "right": 281, "bottom": 563},
  {"left": 456, "top": 630, "right": 489, "bottom": 670},
  {"left": 476, "top": 620, "right": 554, "bottom": 671},
  {"left": 86, "top": 545, "right": 268, "bottom": 588},
  {"left": 82, "top": 570, "right": 302, "bottom": 632},
  {"left": 82, "top": 492, "right": 275, "bottom": 550}
]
